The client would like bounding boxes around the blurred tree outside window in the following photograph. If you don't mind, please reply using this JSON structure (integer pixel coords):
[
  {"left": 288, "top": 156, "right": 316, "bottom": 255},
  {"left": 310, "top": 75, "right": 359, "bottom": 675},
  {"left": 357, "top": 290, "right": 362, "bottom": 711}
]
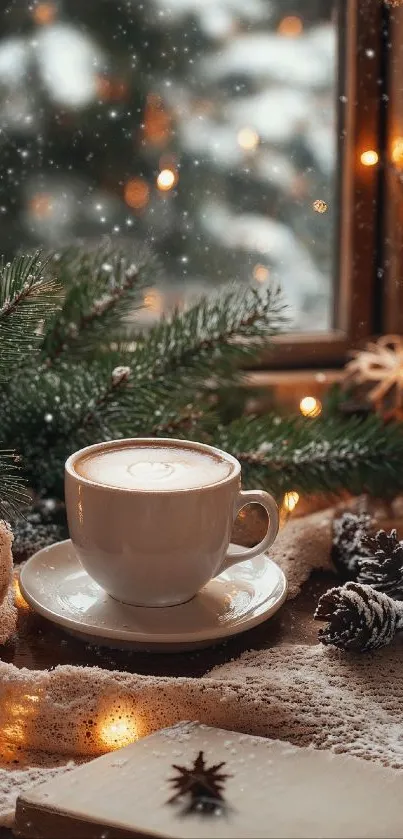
[{"left": 0, "top": 0, "right": 337, "bottom": 331}]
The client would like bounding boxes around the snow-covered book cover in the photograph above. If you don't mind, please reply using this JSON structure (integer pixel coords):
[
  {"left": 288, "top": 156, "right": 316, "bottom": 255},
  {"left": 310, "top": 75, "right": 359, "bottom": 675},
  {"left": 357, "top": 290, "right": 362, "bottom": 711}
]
[{"left": 14, "top": 722, "right": 403, "bottom": 838}]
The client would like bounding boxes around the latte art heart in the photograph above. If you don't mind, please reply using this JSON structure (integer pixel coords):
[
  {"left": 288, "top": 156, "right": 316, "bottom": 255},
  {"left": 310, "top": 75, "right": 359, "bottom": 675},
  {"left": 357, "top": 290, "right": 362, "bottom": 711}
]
[
  {"left": 75, "top": 444, "right": 232, "bottom": 490},
  {"left": 127, "top": 461, "right": 175, "bottom": 481}
]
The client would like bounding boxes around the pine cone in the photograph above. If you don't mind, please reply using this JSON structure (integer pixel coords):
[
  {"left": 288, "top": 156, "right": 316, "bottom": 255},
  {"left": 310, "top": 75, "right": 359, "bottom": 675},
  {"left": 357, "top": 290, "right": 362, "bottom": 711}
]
[
  {"left": 357, "top": 529, "right": 403, "bottom": 600},
  {"left": 332, "top": 512, "right": 372, "bottom": 580},
  {"left": 314, "top": 581, "right": 403, "bottom": 652}
]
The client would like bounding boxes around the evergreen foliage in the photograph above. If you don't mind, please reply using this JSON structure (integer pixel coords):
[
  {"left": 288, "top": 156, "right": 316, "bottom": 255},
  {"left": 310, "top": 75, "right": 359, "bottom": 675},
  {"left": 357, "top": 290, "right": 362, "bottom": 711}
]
[{"left": 2, "top": 245, "right": 403, "bottom": 525}]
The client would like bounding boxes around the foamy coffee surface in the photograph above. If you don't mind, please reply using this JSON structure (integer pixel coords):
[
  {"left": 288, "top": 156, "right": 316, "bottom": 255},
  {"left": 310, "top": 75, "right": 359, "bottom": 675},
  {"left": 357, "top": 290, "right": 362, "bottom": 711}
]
[{"left": 76, "top": 445, "right": 232, "bottom": 490}]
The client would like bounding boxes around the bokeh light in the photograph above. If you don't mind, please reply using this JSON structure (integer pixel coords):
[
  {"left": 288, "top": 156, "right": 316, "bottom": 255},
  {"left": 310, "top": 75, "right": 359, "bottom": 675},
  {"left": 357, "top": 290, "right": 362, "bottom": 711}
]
[
  {"left": 124, "top": 178, "right": 150, "bottom": 210},
  {"left": 360, "top": 150, "right": 378, "bottom": 167},
  {"left": 32, "top": 2, "right": 56, "bottom": 25},
  {"left": 313, "top": 199, "right": 328, "bottom": 214},
  {"left": 99, "top": 711, "right": 138, "bottom": 750},
  {"left": 299, "top": 396, "right": 322, "bottom": 418},
  {"left": 144, "top": 289, "right": 163, "bottom": 313},
  {"left": 237, "top": 127, "right": 259, "bottom": 151},
  {"left": 253, "top": 264, "right": 270, "bottom": 283},
  {"left": 277, "top": 16, "right": 303, "bottom": 37},
  {"left": 156, "top": 168, "right": 177, "bottom": 191},
  {"left": 14, "top": 578, "right": 29, "bottom": 610},
  {"left": 283, "top": 491, "right": 300, "bottom": 512},
  {"left": 29, "top": 193, "right": 53, "bottom": 218}
]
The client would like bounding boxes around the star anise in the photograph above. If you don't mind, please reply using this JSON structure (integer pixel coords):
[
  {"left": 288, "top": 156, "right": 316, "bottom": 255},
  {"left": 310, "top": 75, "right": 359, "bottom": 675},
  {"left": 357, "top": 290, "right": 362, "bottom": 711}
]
[{"left": 167, "top": 750, "right": 232, "bottom": 815}]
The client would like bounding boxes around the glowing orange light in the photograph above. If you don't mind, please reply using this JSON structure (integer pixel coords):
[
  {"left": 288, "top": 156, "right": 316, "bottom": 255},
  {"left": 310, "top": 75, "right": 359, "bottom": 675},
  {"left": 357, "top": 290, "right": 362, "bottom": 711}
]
[
  {"left": 237, "top": 127, "right": 259, "bottom": 152},
  {"left": 283, "top": 491, "right": 300, "bottom": 512},
  {"left": 253, "top": 264, "right": 269, "bottom": 283},
  {"left": 99, "top": 711, "right": 138, "bottom": 750},
  {"left": 144, "top": 94, "right": 171, "bottom": 146},
  {"left": 392, "top": 137, "right": 403, "bottom": 167},
  {"left": 313, "top": 199, "right": 328, "bottom": 214},
  {"left": 144, "top": 290, "right": 163, "bottom": 313},
  {"left": 299, "top": 396, "right": 322, "bottom": 418},
  {"left": 124, "top": 178, "right": 150, "bottom": 210},
  {"left": 29, "top": 193, "right": 53, "bottom": 218},
  {"left": 32, "top": 2, "right": 56, "bottom": 25},
  {"left": 156, "top": 168, "right": 177, "bottom": 191},
  {"left": 96, "top": 76, "right": 128, "bottom": 102},
  {"left": 277, "top": 16, "right": 303, "bottom": 37},
  {"left": 360, "top": 149, "right": 378, "bottom": 167},
  {"left": 14, "top": 578, "right": 29, "bottom": 610}
]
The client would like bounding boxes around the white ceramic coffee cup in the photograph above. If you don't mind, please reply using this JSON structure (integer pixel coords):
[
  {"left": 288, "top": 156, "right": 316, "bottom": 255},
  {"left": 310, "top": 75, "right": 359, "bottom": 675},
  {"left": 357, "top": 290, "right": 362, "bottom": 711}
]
[{"left": 65, "top": 438, "right": 279, "bottom": 607}]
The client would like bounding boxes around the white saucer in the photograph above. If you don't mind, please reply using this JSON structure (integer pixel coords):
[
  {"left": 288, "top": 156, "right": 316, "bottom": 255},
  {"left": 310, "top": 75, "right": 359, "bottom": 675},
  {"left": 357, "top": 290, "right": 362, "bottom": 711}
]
[{"left": 19, "top": 540, "right": 287, "bottom": 652}]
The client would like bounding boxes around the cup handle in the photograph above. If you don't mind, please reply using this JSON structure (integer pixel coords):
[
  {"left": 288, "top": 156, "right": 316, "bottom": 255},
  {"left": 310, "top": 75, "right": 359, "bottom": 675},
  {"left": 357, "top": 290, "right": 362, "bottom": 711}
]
[{"left": 216, "top": 490, "right": 279, "bottom": 576}]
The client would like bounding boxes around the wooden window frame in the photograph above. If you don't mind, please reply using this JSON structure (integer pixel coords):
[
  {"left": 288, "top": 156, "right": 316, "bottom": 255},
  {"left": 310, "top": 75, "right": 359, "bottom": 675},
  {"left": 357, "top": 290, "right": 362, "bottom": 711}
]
[
  {"left": 255, "top": 0, "right": 384, "bottom": 372},
  {"left": 383, "top": 3, "right": 403, "bottom": 333}
]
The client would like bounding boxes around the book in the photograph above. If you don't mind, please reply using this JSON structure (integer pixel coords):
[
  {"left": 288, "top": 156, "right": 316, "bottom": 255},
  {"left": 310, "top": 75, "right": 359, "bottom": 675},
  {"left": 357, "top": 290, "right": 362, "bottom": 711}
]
[{"left": 14, "top": 722, "right": 403, "bottom": 838}]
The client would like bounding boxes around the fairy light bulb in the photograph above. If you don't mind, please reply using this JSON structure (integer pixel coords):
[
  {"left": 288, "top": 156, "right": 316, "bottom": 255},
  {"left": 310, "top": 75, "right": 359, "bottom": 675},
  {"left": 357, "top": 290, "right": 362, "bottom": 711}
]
[
  {"left": 277, "top": 16, "right": 303, "bottom": 37},
  {"left": 360, "top": 150, "right": 378, "bottom": 167},
  {"left": 14, "top": 578, "right": 29, "bottom": 610},
  {"left": 283, "top": 491, "right": 300, "bottom": 512},
  {"left": 253, "top": 264, "right": 269, "bottom": 283},
  {"left": 299, "top": 396, "right": 322, "bottom": 418},
  {"left": 156, "top": 169, "right": 176, "bottom": 191},
  {"left": 99, "top": 711, "right": 138, "bottom": 750}
]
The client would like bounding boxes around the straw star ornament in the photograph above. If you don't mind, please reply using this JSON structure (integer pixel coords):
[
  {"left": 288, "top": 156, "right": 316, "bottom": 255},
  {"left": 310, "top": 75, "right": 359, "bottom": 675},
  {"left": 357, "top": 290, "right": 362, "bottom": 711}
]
[{"left": 344, "top": 335, "right": 403, "bottom": 420}]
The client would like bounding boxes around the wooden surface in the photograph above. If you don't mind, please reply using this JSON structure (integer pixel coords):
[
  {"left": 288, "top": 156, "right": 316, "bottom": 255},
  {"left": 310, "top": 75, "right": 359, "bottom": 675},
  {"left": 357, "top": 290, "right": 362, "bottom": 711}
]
[{"left": 1, "top": 569, "right": 334, "bottom": 839}]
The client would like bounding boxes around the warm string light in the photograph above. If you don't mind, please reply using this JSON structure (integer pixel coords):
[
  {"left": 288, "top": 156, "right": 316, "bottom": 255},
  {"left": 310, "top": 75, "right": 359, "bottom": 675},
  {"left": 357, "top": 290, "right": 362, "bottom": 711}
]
[
  {"left": 283, "top": 491, "right": 300, "bottom": 513},
  {"left": 156, "top": 168, "right": 177, "bottom": 191},
  {"left": 99, "top": 710, "right": 139, "bottom": 750},
  {"left": 1, "top": 692, "right": 41, "bottom": 748},
  {"left": 299, "top": 396, "right": 322, "bottom": 418},
  {"left": 14, "top": 578, "right": 29, "bottom": 610},
  {"left": 253, "top": 264, "right": 270, "bottom": 283},
  {"left": 143, "top": 289, "right": 163, "bottom": 313},
  {"left": 237, "top": 127, "right": 259, "bottom": 152},
  {"left": 360, "top": 150, "right": 378, "bottom": 167},
  {"left": 277, "top": 16, "right": 303, "bottom": 37}
]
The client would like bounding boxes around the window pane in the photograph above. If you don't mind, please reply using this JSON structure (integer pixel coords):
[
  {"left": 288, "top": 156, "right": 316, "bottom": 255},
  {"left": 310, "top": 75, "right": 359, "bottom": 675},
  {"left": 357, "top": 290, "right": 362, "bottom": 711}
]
[{"left": 0, "top": 1, "right": 337, "bottom": 331}]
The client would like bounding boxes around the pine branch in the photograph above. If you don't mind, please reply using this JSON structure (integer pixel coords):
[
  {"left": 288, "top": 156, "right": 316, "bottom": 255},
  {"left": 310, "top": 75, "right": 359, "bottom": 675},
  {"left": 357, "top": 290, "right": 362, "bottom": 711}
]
[
  {"left": 0, "top": 252, "right": 60, "bottom": 380},
  {"left": 215, "top": 413, "right": 403, "bottom": 499},
  {"left": 132, "top": 283, "right": 287, "bottom": 389},
  {"left": 41, "top": 243, "right": 156, "bottom": 362},
  {"left": 0, "top": 451, "right": 29, "bottom": 518},
  {"left": 0, "top": 356, "right": 214, "bottom": 497}
]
